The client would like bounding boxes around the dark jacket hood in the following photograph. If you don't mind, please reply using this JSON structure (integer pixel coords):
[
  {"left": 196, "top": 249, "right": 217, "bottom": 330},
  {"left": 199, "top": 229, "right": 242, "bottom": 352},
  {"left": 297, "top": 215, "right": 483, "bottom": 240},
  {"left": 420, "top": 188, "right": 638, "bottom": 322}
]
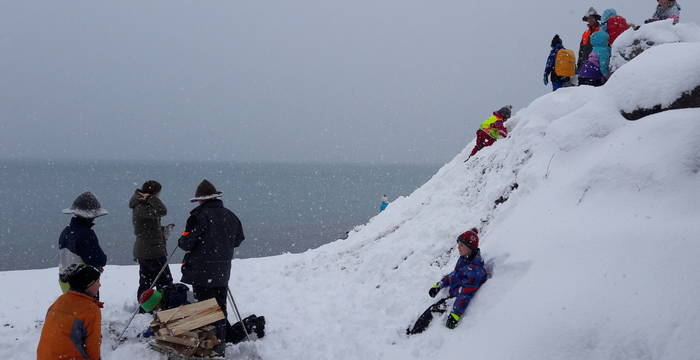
[
  {"left": 191, "top": 199, "right": 224, "bottom": 215},
  {"left": 70, "top": 216, "right": 95, "bottom": 229}
]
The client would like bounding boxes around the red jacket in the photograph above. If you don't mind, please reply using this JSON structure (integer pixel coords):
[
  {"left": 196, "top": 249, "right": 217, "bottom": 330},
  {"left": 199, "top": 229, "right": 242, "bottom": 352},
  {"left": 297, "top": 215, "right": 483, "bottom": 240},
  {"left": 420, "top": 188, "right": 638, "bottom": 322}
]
[
  {"left": 606, "top": 15, "right": 628, "bottom": 45},
  {"left": 37, "top": 290, "right": 103, "bottom": 360}
]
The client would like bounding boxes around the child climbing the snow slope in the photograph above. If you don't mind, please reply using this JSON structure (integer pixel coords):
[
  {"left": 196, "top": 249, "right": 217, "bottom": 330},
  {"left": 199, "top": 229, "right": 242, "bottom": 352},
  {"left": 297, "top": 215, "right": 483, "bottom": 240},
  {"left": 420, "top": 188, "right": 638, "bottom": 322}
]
[{"left": 467, "top": 106, "right": 512, "bottom": 160}]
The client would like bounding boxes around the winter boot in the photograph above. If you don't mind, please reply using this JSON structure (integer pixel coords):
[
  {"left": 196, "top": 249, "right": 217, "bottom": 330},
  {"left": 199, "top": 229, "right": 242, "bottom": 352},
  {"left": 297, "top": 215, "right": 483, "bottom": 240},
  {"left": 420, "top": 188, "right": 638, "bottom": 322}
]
[{"left": 247, "top": 316, "right": 265, "bottom": 339}]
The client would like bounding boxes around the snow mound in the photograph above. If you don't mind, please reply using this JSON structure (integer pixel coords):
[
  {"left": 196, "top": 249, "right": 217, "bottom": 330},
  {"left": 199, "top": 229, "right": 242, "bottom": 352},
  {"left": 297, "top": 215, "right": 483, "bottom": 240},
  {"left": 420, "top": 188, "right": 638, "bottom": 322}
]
[
  {"left": 2, "top": 34, "right": 700, "bottom": 360},
  {"left": 607, "top": 42, "right": 700, "bottom": 114},
  {"left": 610, "top": 19, "right": 700, "bottom": 73}
]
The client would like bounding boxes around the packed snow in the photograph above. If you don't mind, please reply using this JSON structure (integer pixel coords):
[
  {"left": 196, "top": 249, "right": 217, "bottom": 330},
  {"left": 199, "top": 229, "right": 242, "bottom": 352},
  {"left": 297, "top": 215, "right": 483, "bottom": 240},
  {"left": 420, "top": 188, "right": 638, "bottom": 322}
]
[
  {"left": 610, "top": 19, "right": 700, "bottom": 72},
  {"left": 2, "top": 28, "right": 700, "bottom": 360}
]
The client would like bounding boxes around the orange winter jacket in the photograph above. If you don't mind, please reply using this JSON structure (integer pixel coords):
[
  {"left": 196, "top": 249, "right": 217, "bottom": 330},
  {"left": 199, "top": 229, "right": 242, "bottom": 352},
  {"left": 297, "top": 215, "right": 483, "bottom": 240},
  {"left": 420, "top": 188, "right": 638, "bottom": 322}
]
[{"left": 37, "top": 290, "right": 103, "bottom": 360}]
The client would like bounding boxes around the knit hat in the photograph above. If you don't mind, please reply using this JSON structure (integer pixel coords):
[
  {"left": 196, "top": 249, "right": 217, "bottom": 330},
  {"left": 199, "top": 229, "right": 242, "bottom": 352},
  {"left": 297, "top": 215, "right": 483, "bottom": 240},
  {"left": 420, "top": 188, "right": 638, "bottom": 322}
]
[
  {"left": 62, "top": 192, "right": 109, "bottom": 218},
  {"left": 496, "top": 105, "right": 513, "bottom": 120},
  {"left": 140, "top": 180, "right": 162, "bottom": 195},
  {"left": 139, "top": 288, "right": 164, "bottom": 312},
  {"left": 190, "top": 179, "right": 223, "bottom": 202},
  {"left": 551, "top": 34, "right": 562, "bottom": 48},
  {"left": 582, "top": 7, "right": 601, "bottom": 22},
  {"left": 457, "top": 228, "right": 479, "bottom": 250},
  {"left": 60, "top": 264, "right": 101, "bottom": 291}
]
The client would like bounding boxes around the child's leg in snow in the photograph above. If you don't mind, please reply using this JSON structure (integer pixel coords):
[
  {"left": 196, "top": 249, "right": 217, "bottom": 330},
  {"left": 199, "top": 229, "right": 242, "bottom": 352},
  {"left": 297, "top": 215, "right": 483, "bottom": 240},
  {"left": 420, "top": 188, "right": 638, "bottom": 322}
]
[{"left": 470, "top": 130, "right": 489, "bottom": 156}]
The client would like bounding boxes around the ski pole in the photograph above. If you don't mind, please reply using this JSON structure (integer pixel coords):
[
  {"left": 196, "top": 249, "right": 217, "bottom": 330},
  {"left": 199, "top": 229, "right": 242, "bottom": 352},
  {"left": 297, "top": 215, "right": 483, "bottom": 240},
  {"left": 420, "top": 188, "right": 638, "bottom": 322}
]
[
  {"left": 113, "top": 245, "right": 179, "bottom": 350},
  {"left": 227, "top": 286, "right": 252, "bottom": 342}
]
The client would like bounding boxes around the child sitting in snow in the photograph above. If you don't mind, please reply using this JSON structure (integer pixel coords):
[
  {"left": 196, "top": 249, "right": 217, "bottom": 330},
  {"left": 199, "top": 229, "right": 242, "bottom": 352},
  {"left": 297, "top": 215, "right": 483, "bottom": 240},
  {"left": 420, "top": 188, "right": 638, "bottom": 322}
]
[{"left": 407, "top": 229, "right": 488, "bottom": 334}]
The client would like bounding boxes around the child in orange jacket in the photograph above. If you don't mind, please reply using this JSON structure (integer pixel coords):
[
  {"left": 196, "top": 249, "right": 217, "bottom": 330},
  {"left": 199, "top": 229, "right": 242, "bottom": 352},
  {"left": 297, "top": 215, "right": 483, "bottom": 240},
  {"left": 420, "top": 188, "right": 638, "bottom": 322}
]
[{"left": 37, "top": 264, "right": 103, "bottom": 360}]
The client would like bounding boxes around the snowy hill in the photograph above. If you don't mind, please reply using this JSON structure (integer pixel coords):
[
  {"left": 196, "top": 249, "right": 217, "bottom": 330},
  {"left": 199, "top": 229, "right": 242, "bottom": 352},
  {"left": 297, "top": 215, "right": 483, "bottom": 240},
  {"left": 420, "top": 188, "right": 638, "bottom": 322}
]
[{"left": 2, "top": 26, "right": 700, "bottom": 360}]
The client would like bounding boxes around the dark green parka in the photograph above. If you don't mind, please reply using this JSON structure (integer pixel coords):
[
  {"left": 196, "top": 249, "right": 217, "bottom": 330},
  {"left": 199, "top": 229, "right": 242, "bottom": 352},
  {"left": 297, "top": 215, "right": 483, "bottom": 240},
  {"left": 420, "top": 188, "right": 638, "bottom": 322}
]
[{"left": 129, "top": 191, "right": 168, "bottom": 259}]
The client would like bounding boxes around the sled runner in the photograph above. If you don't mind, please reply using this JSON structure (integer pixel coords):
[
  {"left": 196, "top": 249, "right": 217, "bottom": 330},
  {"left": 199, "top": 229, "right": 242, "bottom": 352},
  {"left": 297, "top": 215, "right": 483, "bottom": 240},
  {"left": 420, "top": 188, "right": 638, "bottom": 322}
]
[{"left": 406, "top": 297, "right": 451, "bottom": 335}]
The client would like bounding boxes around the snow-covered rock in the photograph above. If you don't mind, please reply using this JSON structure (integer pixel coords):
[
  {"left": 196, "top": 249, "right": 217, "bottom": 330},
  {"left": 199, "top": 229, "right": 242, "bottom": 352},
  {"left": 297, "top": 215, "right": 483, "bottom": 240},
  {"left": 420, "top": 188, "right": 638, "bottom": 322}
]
[
  {"left": 610, "top": 19, "right": 700, "bottom": 73},
  {"left": 2, "top": 32, "right": 700, "bottom": 360}
]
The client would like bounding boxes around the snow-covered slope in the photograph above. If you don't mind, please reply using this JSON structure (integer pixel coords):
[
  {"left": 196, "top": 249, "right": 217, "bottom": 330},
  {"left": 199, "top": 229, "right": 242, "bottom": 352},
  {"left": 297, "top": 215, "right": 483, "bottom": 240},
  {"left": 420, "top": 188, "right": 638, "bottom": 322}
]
[{"left": 2, "top": 34, "right": 700, "bottom": 360}]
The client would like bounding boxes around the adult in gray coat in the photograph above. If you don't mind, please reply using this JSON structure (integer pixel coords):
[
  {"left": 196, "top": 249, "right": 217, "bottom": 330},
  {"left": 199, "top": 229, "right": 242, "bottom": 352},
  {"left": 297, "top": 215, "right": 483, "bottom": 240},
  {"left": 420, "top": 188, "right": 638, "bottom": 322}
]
[{"left": 129, "top": 180, "right": 174, "bottom": 302}]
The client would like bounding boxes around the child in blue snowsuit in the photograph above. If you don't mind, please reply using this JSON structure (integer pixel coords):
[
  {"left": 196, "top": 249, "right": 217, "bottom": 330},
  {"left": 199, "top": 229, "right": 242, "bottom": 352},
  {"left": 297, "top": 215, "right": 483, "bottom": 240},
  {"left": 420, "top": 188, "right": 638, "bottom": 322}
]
[
  {"left": 411, "top": 228, "right": 487, "bottom": 333},
  {"left": 379, "top": 195, "right": 389, "bottom": 212}
]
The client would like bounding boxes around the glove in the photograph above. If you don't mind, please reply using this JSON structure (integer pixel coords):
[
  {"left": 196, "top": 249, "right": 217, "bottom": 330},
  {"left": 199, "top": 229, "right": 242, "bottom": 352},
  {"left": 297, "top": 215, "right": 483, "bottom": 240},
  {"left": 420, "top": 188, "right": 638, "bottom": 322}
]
[
  {"left": 543, "top": 75, "right": 549, "bottom": 85},
  {"left": 428, "top": 283, "right": 441, "bottom": 298},
  {"left": 446, "top": 313, "right": 460, "bottom": 329}
]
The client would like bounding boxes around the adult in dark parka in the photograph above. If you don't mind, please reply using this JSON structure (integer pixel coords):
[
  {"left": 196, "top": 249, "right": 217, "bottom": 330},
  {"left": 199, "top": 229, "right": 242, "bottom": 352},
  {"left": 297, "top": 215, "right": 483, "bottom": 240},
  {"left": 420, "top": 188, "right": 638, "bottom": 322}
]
[
  {"left": 178, "top": 179, "right": 245, "bottom": 356},
  {"left": 129, "top": 180, "right": 174, "bottom": 302}
]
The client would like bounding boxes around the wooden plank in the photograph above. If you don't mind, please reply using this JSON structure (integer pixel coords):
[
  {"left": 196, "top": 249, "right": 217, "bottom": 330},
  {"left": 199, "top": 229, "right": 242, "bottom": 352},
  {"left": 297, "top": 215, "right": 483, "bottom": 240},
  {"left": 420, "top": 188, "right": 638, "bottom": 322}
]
[
  {"left": 168, "top": 309, "right": 226, "bottom": 336},
  {"left": 155, "top": 335, "right": 199, "bottom": 348},
  {"left": 154, "top": 339, "right": 197, "bottom": 357},
  {"left": 200, "top": 339, "right": 215, "bottom": 349},
  {"left": 155, "top": 298, "right": 219, "bottom": 323}
]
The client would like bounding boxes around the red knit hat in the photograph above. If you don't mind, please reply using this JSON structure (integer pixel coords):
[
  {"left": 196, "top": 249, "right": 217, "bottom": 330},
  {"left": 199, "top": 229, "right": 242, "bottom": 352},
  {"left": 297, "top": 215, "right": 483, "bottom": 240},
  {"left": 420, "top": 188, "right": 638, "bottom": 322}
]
[{"left": 457, "top": 228, "right": 479, "bottom": 249}]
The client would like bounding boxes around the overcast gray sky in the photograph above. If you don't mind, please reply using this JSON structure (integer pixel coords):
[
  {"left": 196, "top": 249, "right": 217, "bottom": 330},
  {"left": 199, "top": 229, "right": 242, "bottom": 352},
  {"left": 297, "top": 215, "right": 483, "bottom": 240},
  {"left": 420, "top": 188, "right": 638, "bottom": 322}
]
[{"left": 1, "top": 1, "right": 697, "bottom": 164}]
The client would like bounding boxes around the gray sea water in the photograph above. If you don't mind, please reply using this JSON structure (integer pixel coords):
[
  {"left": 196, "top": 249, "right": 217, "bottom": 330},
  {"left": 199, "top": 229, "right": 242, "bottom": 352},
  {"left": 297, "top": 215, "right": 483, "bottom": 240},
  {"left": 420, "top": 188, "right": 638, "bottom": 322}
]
[{"left": 0, "top": 160, "right": 439, "bottom": 271}]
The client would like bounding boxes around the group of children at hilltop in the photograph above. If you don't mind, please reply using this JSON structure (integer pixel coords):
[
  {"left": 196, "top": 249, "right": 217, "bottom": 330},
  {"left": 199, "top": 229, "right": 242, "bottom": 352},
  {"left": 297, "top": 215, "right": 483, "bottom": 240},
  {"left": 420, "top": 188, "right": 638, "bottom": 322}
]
[
  {"left": 545, "top": 1, "right": 682, "bottom": 91},
  {"left": 467, "top": 1, "right": 685, "bottom": 159}
]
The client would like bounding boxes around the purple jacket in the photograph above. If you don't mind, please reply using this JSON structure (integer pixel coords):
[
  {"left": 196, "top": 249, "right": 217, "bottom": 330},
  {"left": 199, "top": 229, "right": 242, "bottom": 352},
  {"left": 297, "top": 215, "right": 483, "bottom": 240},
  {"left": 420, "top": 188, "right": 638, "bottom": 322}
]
[{"left": 578, "top": 52, "right": 604, "bottom": 80}]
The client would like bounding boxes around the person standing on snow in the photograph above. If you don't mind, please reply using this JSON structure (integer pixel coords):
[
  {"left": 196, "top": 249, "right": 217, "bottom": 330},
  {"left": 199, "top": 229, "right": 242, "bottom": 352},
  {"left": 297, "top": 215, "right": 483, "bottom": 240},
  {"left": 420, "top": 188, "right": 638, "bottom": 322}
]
[
  {"left": 467, "top": 105, "right": 512, "bottom": 160},
  {"left": 58, "top": 192, "right": 108, "bottom": 293},
  {"left": 590, "top": 28, "right": 611, "bottom": 79},
  {"left": 37, "top": 264, "right": 103, "bottom": 360},
  {"left": 428, "top": 229, "right": 488, "bottom": 329},
  {"left": 129, "top": 180, "right": 174, "bottom": 304},
  {"left": 379, "top": 194, "right": 390, "bottom": 212},
  {"left": 577, "top": 7, "right": 601, "bottom": 74},
  {"left": 578, "top": 52, "right": 605, "bottom": 87},
  {"left": 543, "top": 34, "right": 576, "bottom": 91},
  {"left": 601, "top": 9, "right": 629, "bottom": 46},
  {"left": 645, "top": 0, "right": 681, "bottom": 24},
  {"left": 178, "top": 179, "right": 245, "bottom": 356}
]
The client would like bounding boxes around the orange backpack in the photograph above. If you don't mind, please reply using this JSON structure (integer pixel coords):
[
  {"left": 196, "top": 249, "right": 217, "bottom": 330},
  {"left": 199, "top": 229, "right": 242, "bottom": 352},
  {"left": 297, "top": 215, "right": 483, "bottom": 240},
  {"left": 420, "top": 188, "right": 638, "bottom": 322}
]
[{"left": 554, "top": 49, "right": 576, "bottom": 77}]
